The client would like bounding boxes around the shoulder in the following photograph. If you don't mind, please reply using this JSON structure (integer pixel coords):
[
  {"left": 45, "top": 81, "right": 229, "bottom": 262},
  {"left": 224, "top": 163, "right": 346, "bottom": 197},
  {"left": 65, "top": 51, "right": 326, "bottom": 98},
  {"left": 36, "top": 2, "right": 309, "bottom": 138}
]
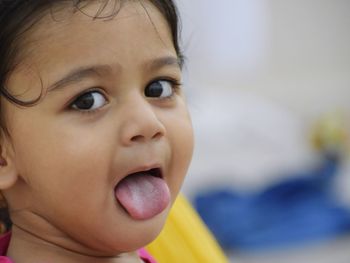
[
  {"left": 0, "top": 232, "right": 13, "bottom": 262},
  {"left": 0, "top": 256, "right": 13, "bottom": 263},
  {"left": 0, "top": 232, "right": 10, "bottom": 256},
  {"left": 138, "top": 248, "right": 157, "bottom": 263}
]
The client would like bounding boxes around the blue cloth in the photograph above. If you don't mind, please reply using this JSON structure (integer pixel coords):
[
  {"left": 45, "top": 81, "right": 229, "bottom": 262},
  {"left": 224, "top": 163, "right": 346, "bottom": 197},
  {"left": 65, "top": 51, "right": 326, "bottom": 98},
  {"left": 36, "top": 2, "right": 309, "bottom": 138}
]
[{"left": 194, "top": 154, "right": 350, "bottom": 251}]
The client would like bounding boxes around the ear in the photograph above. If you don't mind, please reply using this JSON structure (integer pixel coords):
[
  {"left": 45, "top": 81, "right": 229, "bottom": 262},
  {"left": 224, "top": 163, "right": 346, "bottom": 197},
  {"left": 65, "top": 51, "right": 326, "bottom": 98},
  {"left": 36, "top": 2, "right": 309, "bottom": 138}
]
[{"left": 0, "top": 140, "right": 18, "bottom": 190}]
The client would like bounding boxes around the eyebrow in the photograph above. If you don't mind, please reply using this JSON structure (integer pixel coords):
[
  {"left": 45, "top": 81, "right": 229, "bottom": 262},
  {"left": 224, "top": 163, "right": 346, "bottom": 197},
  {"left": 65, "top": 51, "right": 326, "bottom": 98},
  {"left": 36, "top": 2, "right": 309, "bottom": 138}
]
[
  {"left": 48, "top": 64, "right": 113, "bottom": 92},
  {"left": 47, "top": 56, "right": 182, "bottom": 92},
  {"left": 146, "top": 56, "right": 183, "bottom": 71}
]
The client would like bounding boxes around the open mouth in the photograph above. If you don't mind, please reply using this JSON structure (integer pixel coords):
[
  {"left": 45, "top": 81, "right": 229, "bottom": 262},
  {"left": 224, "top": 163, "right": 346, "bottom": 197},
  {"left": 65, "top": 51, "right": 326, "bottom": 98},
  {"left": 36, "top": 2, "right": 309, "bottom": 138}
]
[
  {"left": 114, "top": 167, "right": 170, "bottom": 220},
  {"left": 129, "top": 168, "right": 162, "bottom": 178}
]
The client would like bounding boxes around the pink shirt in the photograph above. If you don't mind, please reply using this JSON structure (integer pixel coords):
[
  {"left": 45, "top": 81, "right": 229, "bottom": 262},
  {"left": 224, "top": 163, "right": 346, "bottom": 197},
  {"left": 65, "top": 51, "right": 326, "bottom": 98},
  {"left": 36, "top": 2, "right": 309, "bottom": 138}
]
[{"left": 0, "top": 232, "right": 157, "bottom": 263}]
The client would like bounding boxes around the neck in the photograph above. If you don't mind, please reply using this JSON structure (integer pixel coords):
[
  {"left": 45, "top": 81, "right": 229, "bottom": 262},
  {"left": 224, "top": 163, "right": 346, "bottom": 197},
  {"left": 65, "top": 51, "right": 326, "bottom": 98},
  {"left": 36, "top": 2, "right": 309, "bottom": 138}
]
[{"left": 7, "top": 226, "right": 142, "bottom": 263}]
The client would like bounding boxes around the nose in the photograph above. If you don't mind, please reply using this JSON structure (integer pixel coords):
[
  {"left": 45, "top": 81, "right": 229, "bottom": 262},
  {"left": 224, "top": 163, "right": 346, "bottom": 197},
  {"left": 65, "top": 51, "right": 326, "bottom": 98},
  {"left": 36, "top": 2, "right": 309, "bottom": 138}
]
[{"left": 119, "top": 97, "right": 166, "bottom": 146}]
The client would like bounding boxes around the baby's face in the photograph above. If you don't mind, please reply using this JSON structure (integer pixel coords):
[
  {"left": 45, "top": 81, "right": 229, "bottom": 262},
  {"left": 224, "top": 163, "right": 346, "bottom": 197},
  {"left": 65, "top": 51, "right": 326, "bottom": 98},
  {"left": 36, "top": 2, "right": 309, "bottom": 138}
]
[{"left": 2, "top": 1, "right": 193, "bottom": 256}]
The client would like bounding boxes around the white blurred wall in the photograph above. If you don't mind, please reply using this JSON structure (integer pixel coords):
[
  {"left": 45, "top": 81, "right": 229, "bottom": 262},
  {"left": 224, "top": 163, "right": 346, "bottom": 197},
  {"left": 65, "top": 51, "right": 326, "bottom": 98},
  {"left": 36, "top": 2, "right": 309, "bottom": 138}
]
[
  {"left": 175, "top": 0, "right": 350, "bottom": 197},
  {"left": 178, "top": 0, "right": 350, "bottom": 117}
]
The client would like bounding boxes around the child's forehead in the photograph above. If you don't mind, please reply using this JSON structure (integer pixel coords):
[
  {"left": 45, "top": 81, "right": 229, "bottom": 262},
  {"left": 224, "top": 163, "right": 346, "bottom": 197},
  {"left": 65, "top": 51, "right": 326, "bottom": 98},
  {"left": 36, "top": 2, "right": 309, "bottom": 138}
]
[
  {"left": 28, "top": 1, "right": 161, "bottom": 40},
  {"left": 17, "top": 1, "right": 173, "bottom": 69},
  {"left": 7, "top": 1, "right": 176, "bottom": 96}
]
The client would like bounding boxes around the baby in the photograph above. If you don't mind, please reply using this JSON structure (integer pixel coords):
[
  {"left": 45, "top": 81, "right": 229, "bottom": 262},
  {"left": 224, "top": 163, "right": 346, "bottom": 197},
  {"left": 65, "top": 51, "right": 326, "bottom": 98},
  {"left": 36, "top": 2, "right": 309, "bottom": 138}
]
[{"left": 0, "top": 0, "right": 194, "bottom": 262}]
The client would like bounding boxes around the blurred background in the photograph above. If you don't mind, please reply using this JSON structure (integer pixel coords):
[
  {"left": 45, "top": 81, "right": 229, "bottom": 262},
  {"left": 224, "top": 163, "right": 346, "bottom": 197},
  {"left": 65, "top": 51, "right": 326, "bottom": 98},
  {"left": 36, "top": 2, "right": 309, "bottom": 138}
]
[{"left": 175, "top": 0, "right": 350, "bottom": 262}]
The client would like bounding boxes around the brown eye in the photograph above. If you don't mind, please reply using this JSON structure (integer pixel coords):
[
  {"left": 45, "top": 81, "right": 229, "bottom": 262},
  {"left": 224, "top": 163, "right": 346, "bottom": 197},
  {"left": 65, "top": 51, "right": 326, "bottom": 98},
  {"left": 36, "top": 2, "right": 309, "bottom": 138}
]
[
  {"left": 145, "top": 80, "right": 174, "bottom": 98},
  {"left": 71, "top": 91, "right": 106, "bottom": 111}
]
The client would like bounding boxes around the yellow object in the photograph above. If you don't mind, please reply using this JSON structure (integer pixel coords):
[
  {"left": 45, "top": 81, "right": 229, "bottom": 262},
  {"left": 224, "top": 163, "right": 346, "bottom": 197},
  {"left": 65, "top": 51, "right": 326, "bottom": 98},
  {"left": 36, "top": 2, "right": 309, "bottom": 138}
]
[
  {"left": 311, "top": 111, "right": 349, "bottom": 155},
  {"left": 146, "top": 193, "right": 229, "bottom": 263}
]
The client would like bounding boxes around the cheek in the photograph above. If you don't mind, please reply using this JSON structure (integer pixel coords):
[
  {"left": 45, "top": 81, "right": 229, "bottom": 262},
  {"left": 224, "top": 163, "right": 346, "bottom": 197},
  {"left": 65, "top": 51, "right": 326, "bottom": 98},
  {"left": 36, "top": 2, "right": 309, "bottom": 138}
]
[
  {"left": 11, "top": 120, "right": 112, "bottom": 202},
  {"left": 12, "top": 129, "right": 117, "bottom": 234},
  {"left": 164, "top": 107, "right": 194, "bottom": 195}
]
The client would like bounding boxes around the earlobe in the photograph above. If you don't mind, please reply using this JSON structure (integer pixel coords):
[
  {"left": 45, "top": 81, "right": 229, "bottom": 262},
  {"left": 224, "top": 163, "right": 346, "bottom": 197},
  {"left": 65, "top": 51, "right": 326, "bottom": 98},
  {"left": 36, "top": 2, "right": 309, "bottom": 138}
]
[
  {"left": 0, "top": 157, "right": 18, "bottom": 190},
  {"left": 0, "top": 143, "right": 18, "bottom": 190}
]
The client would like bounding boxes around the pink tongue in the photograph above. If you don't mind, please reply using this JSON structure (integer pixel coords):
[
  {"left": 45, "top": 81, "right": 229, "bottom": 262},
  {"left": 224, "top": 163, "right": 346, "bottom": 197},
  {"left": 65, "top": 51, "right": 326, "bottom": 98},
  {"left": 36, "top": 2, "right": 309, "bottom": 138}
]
[{"left": 115, "top": 173, "right": 170, "bottom": 220}]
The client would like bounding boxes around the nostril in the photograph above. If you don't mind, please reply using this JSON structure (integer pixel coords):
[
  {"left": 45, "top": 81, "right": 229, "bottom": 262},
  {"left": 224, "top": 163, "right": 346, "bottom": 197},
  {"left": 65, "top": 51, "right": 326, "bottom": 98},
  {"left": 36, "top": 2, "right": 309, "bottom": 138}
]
[
  {"left": 130, "top": 135, "right": 144, "bottom": 142},
  {"left": 152, "top": 131, "right": 163, "bottom": 140},
  {"left": 130, "top": 131, "right": 162, "bottom": 142}
]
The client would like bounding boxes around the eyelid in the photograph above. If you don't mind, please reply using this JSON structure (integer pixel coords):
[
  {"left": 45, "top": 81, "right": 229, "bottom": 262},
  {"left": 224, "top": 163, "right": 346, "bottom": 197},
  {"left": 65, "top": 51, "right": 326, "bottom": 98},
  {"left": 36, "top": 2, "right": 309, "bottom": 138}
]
[
  {"left": 146, "top": 76, "right": 182, "bottom": 90},
  {"left": 144, "top": 77, "right": 182, "bottom": 101},
  {"left": 156, "top": 76, "right": 181, "bottom": 85},
  {"left": 66, "top": 87, "right": 108, "bottom": 110}
]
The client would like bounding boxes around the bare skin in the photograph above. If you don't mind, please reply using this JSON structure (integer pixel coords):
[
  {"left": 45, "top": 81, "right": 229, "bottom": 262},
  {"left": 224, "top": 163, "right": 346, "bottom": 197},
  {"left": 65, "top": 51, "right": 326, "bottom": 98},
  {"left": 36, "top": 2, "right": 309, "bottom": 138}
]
[{"left": 0, "top": 1, "right": 193, "bottom": 262}]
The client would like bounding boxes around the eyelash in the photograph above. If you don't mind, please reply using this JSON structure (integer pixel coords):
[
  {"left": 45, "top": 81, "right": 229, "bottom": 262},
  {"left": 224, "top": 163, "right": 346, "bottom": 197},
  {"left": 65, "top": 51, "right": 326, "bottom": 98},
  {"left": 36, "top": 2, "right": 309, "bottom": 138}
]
[
  {"left": 68, "top": 87, "right": 107, "bottom": 114},
  {"left": 153, "top": 77, "right": 182, "bottom": 87},
  {"left": 145, "top": 77, "right": 182, "bottom": 99},
  {"left": 68, "top": 77, "right": 182, "bottom": 114}
]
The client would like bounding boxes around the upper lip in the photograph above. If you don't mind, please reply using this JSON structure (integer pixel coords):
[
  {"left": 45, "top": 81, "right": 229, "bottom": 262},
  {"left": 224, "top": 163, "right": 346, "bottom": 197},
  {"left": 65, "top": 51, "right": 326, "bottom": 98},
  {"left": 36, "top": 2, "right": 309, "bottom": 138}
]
[{"left": 125, "top": 164, "right": 163, "bottom": 178}]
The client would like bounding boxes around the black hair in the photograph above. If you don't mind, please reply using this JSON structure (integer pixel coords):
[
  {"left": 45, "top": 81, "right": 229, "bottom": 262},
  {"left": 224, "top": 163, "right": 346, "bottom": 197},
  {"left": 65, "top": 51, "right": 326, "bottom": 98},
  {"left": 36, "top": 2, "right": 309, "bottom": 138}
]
[
  {"left": 0, "top": 0, "right": 182, "bottom": 106},
  {"left": 0, "top": 0, "right": 182, "bottom": 233}
]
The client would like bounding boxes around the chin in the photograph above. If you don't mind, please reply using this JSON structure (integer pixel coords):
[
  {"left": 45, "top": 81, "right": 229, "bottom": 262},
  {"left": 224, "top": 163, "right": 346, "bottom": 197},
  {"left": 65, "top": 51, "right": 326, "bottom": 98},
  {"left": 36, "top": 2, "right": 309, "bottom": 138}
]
[
  {"left": 98, "top": 207, "right": 170, "bottom": 254},
  {"left": 127, "top": 208, "right": 170, "bottom": 250}
]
